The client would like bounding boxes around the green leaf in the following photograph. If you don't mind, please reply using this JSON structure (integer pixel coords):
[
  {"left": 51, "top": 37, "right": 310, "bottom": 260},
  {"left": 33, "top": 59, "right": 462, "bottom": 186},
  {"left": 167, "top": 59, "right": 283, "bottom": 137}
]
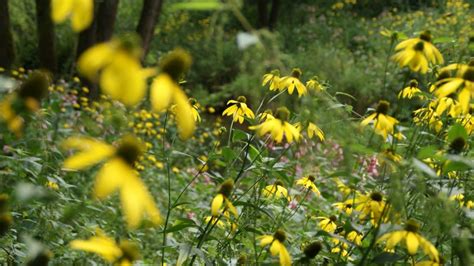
[
  {"left": 371, "top": 252, "right": 403, "bottom": 264},
  {"left": 412, "top": 158, "right": 437, "bottom": 178},
  {"left": 221, "top": 147, "right": 236, "bottom": 162},
  {"left": 232, "top": 129, "right": 248, "bottom": 142},
  {"left": 417, "top": 145, "right": 439, "bottom": 159},
  {"left": 447, "top": 123, "right": 468, "bottom": 143},
  {"left": 248, "top": 144, "right": 261, "bottom": 162},
  {"left": 171, "top": 0, "right": 223, "bottom": 11}
]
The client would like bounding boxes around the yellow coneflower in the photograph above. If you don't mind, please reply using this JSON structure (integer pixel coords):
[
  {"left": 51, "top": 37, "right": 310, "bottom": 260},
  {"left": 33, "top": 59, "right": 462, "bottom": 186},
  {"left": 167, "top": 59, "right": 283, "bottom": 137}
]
[
  {"left": 77, "top": 36, "right": 155, "bottom": 106},
  {"left": 429, "top": 95, "right": 461, "bottom": 117},
  {"left": 346, "top": 231, "right": 363, "bottom": 246},
  {"left": 434, "top": 61, "right": 474, "bottom": 113},
  {"left": 262, "top": 181, "right": 291, "bottom": 201},
  {"left": 295, "top": 175, "right": 321, "bottom": 196},
  {"left": 189, "top": 98, "right": 201, "bottom": 123},
  {"left": 398, "top": 79, "right": 423, "bottom": 99},
  {"left": 259, "top": 230, "right": 292, "bottom": 266},
  {"left": 150, "top": 49, "right": 195, "bottom": 139},
  {"left": 307, "top": 122, "right": 325, "bottom": 141},
  {"left": 262, "top": 69, "right": 281, "bottom": 91},
  {"left": 257, "top": 109, "right": 275, "bottom": 121},
  {"left": 333, "top": 201, "right": 353, "bottom": 215},
  {"left": 353, "top": 192, "right": 387, "bottom": 225},
  {"left": 413, "top": 107, "right": 443, "bottom": 132},
  {"left": 361, "top": 100, "right": 399, "bottom": 139},
  {"left": 250, "top": 107, "right": 301, "bottom": 143},
  {"left": 392, "top": 31, "right": 443, "bottom": 73},
  {"left": 333, "top": 178, "right": 352, "bottom": 196},
  {"left": 377, "top": 220, "right": 439, "bottom": 262},
  {"left": 222, "top": 96, "right": 255, "bottom": 124},
  {"left": 316, "top": 215, "right": 338, "bottom": 233},
  {"left": 0, "top": 71, "right": 50, "bottom": 137},
  {"left": 51, "top": 0, "right": 93, "bottom": 32},
  {"left": 62, "top": 135, "right": 162, "bottom": 228},
  {"left": 306, "top": 76, "right": 325, "bottom": 92},
  {"left": 211, "top": 179, "right": 237, "bottom": 217},
  {"left": 278, "top": 68, "right": 307, "bottom": 97},
  {"left": 70, "top": 229, "right": 140, "bottom": 265}
]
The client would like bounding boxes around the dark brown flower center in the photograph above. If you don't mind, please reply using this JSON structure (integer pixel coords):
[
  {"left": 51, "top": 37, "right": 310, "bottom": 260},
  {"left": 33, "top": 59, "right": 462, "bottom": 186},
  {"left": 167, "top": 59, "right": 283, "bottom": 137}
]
[
  {"left": 274, "top": 229, "right": 286, "bottom": 242},
  {"left": 462, "top": 68, "right": 474, "bottom": 82},
  {"left": 307, "top": 175, "right": 316, "bottom": 182},
  {"left": 291, "top": 68, "right": 302, "bottom": 78},
  {"left": 303, "top": 241, "right": 322, "bottom": 259},
  {"left": 116, "top": 137, "right": 142, "bottom": 166},
  {"left": 376, "top": 101, "right": 390, "bottom": 115},
  {"left": 449, "top": 137, "right": 466, "bottom": 154},
  {"left": 404, "top": 219, "right": 420, "bottom": 232},
  {"left": 414, "top": 41, "right": 424, "bottom": 51},
  {"left": 419, "top": 31, "right": 432, "bottom": 42},
  {"left": 370, "top": 192, "right": 383, "bottom": 202},
  {"left": 219, "top": 179, "right": 234, "bottom": 198}
]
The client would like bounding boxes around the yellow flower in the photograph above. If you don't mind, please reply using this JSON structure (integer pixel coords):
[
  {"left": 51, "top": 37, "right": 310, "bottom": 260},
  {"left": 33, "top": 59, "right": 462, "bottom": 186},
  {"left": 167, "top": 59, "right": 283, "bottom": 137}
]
[
  {"left": 307, "top": 122, "right": 325, "bottom": 141},
  {"left": 377, "top": 220, "right": 439, "bottom": 261},
  {"left": 398, "top": 79, "right": 423, "bottom": 99},
  {"left": 262, "top": 70, "right": 281, "bottom": 91},
  {"left": 211, "top": 179, "right": 237, "bottom": 217},
  {"left": 333, "top": 178, "right": 352, "bottom": 196},
  {"left": 250, "top": 107, "right": 301, "bottom": 143},
  {"left": 0, "top": 71, "right": 50, "bottom": 137},
  {"left": 45, "top": 181, "right": 59, "bottom": 190},
  {"left": 262, "top": 181, "right": 291, "bottom": 201},
  {"left": 51, "top": 0, "right": 93, "bottom": 32},
  {"left": 62, "top": 136, "right": 162, "bottom": 228},
  {"left": 278, "top": 68, "right": 307, "bottom": 97},
  {"left": 77, "top": 37, "right": 154, "bottom": 106},
  {"left": 189, "top": 98, "right": 201, "bottom": 123},
  {"left": 346, "top": 231, "right": 363, "bottom": 246},
  {"left": 434, "top": 61, "right": 474, "bottom": 113},
  {"left": 413, "top": 107, "right": 443, "bottom": 132},
  {"left": 333, "top": 201, "right": 353, "bottom": 215},
  {"left": 295, "top": 175, "right": 321, "bottom": 196},
  {"left": 316, "top": 215, "right": 338, "bottom": 233},
  {"left": 150, "top": 49, "right": 195, "bottom": 139},
  {"left": 70, "top": 229, "right": 139, "bottom": 265},
  {"left": 361, "top": 100, "right": 399, "bottom": 139},
  {"left": 353, "top": 192, "right": 387, "bottom": 225},
  {"left": 306, "top": 76, "right": 325, "bottom": 92},
  {"left": 257, "top": 109, "right": 275, "bottom": 121},
  {"left": 222, "top": 96, "right": 255, "bottom": 124},
  {"left": 204, "top": 216, "right": 227, "bottom": 228},
  {"left": 259, "top": 230, "right": 292, "bottom": 266},
  {"left": 429, "top": 96, "right": 461, "bottom": 117},
  {"left": 392, "top": 31, "right": 443, "bottom": 73}
]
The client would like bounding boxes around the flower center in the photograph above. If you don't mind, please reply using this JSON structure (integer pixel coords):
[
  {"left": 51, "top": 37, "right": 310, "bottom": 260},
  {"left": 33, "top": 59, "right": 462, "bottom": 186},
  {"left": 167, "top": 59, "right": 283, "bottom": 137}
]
[
  {"left": 219, "top": 179, "right": 234, "bottom": 198},
  {"left": 307, "top": 175, "right": 316, "bottom": 182},
  {"left": 18, "top": 71, "right": 50, "bottom": 102},
  {"left": 375, "top": 101, "right": 390, "bottom": 115},
  {"left": 119, "top": 241, "right": 140, "bottom": 263},
  {"left": 329, "top": 215, "right": 337, "bottom": 222},
  {"left": 303, "top": 241, "right": 322, "bottom": 259},
  {"left": 370, "top": 192, "right": 383, "bottom": 202},
  {"left": 413, "top": 41, "right": 424, "bottom": 51},
  {"left": 462, "top": 68, "right": 474, "bottom": 82},
  {"left": 116, "top": 137, "right": 142, "bottom": 166},
  {"left": 419, "top": 31, "right": 432, "bottom": 42},
  {"left": 160, "top": 48, "right": 192, "bottom": 82},
  {"left": 275, "top": 107, "right": 290, "bottom": 121},
  {"left": 273, "top": 229, "right": 286, "bottom": 242},
  {"left": 291, "top": 68, "right": 302, "bottom": 78},
  {"left": 404, "top": 219, "right": 420, "bottom": 233},
  {"left": 449, "top": 137, "right": 466, "bottom": 154},
  {"left": 409, "top": 79, "right": 418, "bottom": 88},
  {"left": 274, "top": 180, "right": 284, "bottom": 187},
  {"left": 237, "top": 96, "right": 247, "bottom": 103}
]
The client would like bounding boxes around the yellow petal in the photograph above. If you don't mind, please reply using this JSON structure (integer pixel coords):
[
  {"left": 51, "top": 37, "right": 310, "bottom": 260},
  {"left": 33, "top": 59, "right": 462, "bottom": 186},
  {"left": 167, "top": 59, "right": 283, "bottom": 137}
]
[
  {"left": 278, "top": 244, "right": 292, "bottom": 266},
  {"left": 120, "top": 175, "right": 162, "bottom": 228},
  {"left": 259, "top": 235, "right": 274, "bottom": 247},
  {"left": 270, "top": 240, "right": 281, "bottom": 256},
  {"left": 93, "top": 158, "right": 131, "bottom": 199},
  {"left": 173, "top": 88, "right": 196, "bottom": 139},
  {"left": 51, "top": 0, "right": 73, "bottom": 23},
  {"left": 211, "top": 194, "right": 224, "bottom": 216},
  {"left": 63, "top": 137, "right": 115, "bottom": 170},
  {"left": 71, "top": 0, "right": 94, "bottom": 31},
  {"left": 77, "top": 42, "right": 115, "bottom": 80},
  {"left": 70, "top": 236, "right": 122, "bottom": 262},
  {"left": 406, "top": 232, "right": 420, "bottom": 255},
  {"left": 150, "top": 74, "right": 175, "bottom": 112}
]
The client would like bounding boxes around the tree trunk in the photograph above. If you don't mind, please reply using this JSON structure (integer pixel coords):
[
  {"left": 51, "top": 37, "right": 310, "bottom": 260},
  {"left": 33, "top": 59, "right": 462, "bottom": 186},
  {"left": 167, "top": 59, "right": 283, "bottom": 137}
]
[
  {"left": 35, "top": 0, "right": 57, "bottom": 73},
  {"left": 0, "top": 0, "right": 15, "bottom": 69},
  {"left": 268, "top": 0, "right": 280, "bottom": 31},
  {"left": 136, "top": 0, "right": 164, "bottom": 59},
  {"left": 96, "top": 0, "right": 119, "bottom": 43},
  {"left": 257, "top": 0, "right": 268, "bottom": 29},
  {"left": 76, "top": 7, "right": 98, "bottom": 58}
]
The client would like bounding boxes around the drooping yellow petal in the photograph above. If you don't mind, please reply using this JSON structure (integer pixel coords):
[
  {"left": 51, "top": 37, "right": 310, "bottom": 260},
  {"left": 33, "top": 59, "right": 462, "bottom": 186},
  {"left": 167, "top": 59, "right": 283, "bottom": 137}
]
[
  {"left": 93, "top": 158, "right": 132, "bottom": 199},
  {"left": 100, "top": 53, "right": 147, "bottom": 106},
  {"left": 77, "top": 42, "right": 115, "bottom": 80},
  {"left": 71, "top": 0, "right": 94, "bottom": 31},
  {"left": 150, "top": 74, "right": 175, "bottom": 112},
  {"left": 120, "top": 175, "right": 162, "bottom": 228},
  {"left": 211, "top": 194, "right": 224, "bottom": 217},
  {"left": 70, "top": 236, "right": 122, "bottom": 262},
  {"left": 406, "top": 232, "right": 420, "bottom": 255},
  {"left": 51, "top": 0, "right": 74, "bottom": 23},
  {"left": 174, "top": 88, "right": 196, "bottom": 139},
  {"left": 270, "top": 240, "right": 281, "bottom": 256},
  {"left": 259, "top": 235, "right": 274, "bottom": 247},
  {"left": 63, "top": 137, "right": 115, "bottom": 170},
  {"left": 278, "top": 244, "right": 292, "bottom": 266}
]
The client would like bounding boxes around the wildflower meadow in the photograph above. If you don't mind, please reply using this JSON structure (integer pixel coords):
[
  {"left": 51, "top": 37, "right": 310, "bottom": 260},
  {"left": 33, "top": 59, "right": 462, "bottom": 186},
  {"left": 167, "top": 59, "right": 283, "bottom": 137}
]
[{"left": 0, "top": 0, "right": 473, "bottom": 265}]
